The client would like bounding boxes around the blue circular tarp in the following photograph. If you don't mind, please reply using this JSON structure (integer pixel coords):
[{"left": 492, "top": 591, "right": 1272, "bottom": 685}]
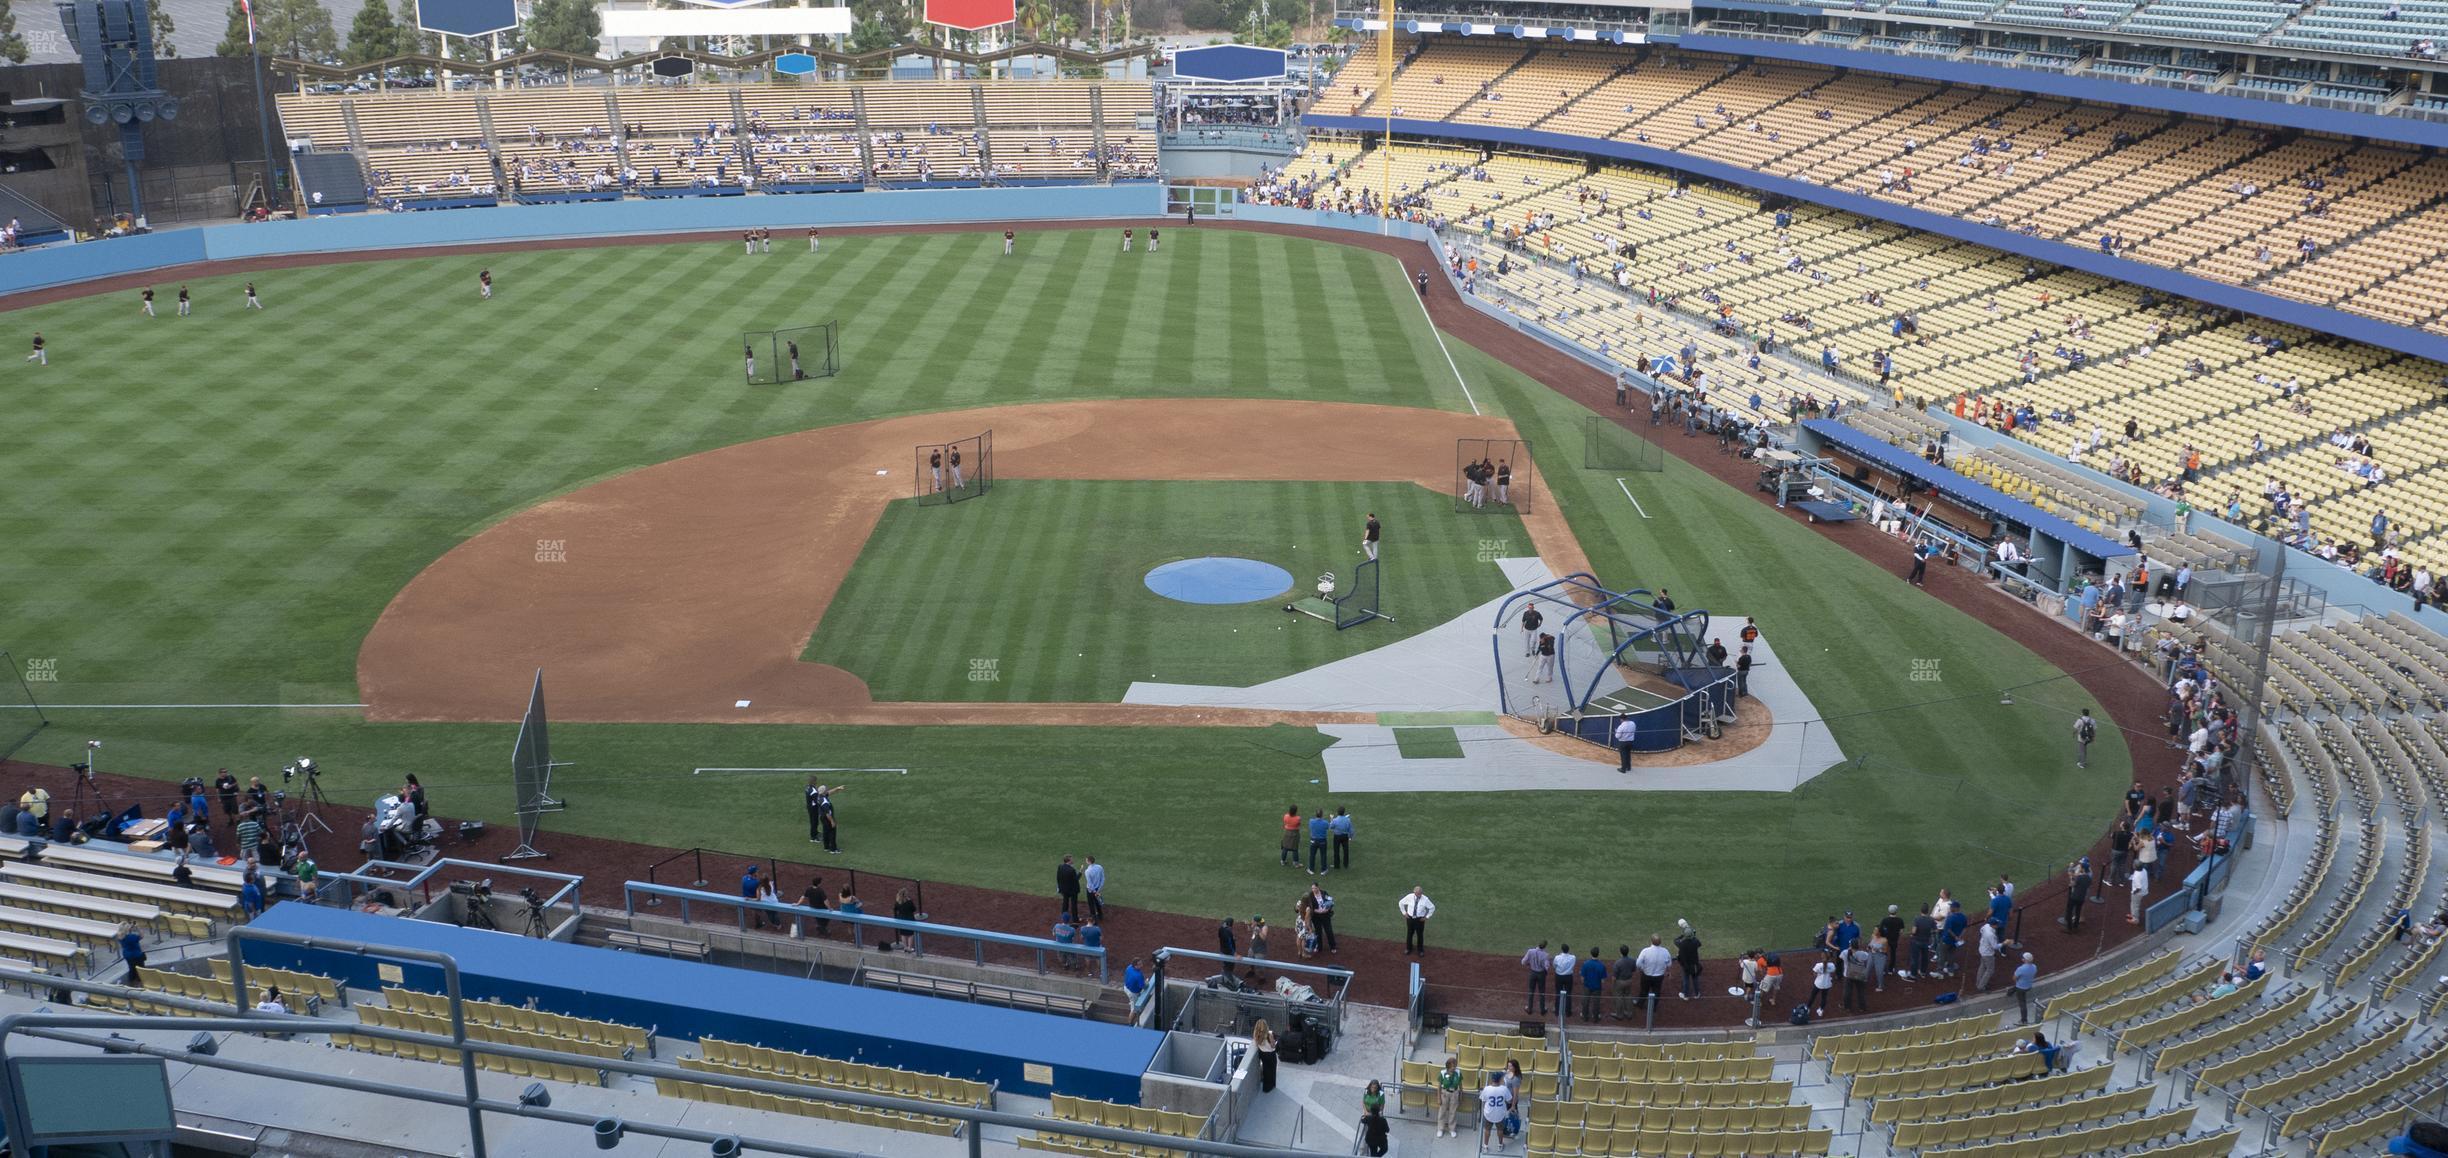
[{"left": 1143, "top": 557, "right": 1293, "bottom": 605}]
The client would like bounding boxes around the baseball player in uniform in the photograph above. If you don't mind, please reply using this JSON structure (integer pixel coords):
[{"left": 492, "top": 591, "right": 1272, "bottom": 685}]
[
  {"left": 950, "top": 446, "right": 965, "bottom": 490},
  {"left": 177, "top": 285, "right": 191, "bottom": 315},
  {"left": 743, "top": 231, "right": 756, "bottom": 256},
  {"left": 1149, "top": 228, "right": 1159, "bottom": 253},
  {"left": 1004, "top": 229, "right": 1015, "bottom": 256},
  {"left": 141, "top": 287, "right": 155, "bottom": 316},
  {"left": 788, "top": 340, "right": 803, "bottom": 380},
  {"left": 744, "top": 343, "right": 757, "bottom": 381},
  {"left": 1362, "top": 512, "right": 1380, "bottom": 561},
  {"left": 1496, "top": 460, "right": 1512, "bottom": 505},
  {"left": 24, "top": 332, "right": 44, "bottom": 365},
  {"left": 930, "top": 448, "right": 944, "bottom": 492},
  {"left": 244, "top": 282, "right": 263, "bottom": 309},
  {"left": 809, "top": 227, "right": 820, "bottom": 253},
  {"left": 479, "top": 270, "right": 493, "bottom": 299},
  {"left": 1520, "top": 604, "right": 1543, "bottom": 656},
  {"left": 1122, "top": 228, "right": 1132, "bottom": 252}
]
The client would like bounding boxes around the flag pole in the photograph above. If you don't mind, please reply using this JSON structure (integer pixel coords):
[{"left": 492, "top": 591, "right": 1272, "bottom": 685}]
[{"left": 1377, "top": 0, "right": 1392, "bottom": 234}]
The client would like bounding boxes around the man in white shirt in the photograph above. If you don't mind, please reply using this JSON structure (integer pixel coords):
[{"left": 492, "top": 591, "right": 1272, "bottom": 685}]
[
  {"left": 1635, "top": 936, "right": 1673, "bottom": 1013},
  {"left": 2128, "top": 867, "right": 2150, "bottom": 924},
  {"left": 1551, "top": 945, "right": 1579, "bottom": 1019},
  {"left": 1975, "top": 921, "right": 2003, "bottom": 990},
  {"left": 1614, "top": 716, "right": 1638, "bottom": 773},
  {"left": 1478, "top": 1073, "right": 1513, "bottom": 1148},
  {"left": 1400, "top": 888, "right": 1435, "bottom": 956}
]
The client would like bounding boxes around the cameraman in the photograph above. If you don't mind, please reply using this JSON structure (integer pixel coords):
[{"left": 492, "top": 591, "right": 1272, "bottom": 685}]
[{"left": 403, "top": 774, "right": 427, "bottom": 821}]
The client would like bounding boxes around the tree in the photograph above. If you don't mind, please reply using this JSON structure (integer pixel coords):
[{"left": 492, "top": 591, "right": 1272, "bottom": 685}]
[
  {"left": 220, "top": 0, "right": 336, "bottom": 58},
  {"left": 346, "top": 0, "right": 401, "bottom": 62},
  {"left": 150, "top": 0, "right": 178, "bottom": 57},
  {"left": 0, "top": 0, "right": 27, "bottom": 64},
  {"left": 523, "top": 0, "right": 599, "bottom": 55}
]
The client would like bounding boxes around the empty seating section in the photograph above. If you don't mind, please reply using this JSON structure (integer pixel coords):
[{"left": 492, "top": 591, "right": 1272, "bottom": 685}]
[
  {"left": 694, "top": 1035, "right": 990, "bottom": 1109},
  {"left": 2278, "top": 0, "right": 2448, "bottom": 58},
  {"left": 1324, "top": 40, "right": 2448, "bottom": 324},
  {"left": 346, "top": 1004, "right": 612, "bottom": 1086},
  {"left": 296, "top": 92, "right": 491, "bottom": 202},
  {"left": 1864, "top": 1061, "right": 2107, "bottom": 1124},
  {"left": 1037, "top": 1094, "right": 1205, "bottom": 1152},
  {"left": 381, "top": 987, "right": 652, "bottom": 1053},
  {"left": 1889, "top": 1084, "right": 2152, "bottom": 1149},
  {"left": 983, "top": 81, "right": 1156, "bottom": 180},
  {"left": 1380, "top": 41, "right": 1530, "bottom": 122},
  {"left": 1521, "top": 1118, "right": 1830, "bottom": 1157}
]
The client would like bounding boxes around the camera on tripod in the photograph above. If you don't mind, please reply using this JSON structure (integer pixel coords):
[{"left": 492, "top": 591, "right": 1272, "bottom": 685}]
[{"left": 281, "top": 757, "right": 318, "bottom": 784}]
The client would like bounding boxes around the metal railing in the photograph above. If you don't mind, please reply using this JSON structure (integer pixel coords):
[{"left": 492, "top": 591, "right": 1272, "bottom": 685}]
[
  {"left": 321, "top": 857, "right": 584, "bottom": 915},
  {"left": 621, "top": 881, "right": 1105, "bottom": 981},
  {"left": 638, "top": 845, "right": 924, "bottom": 916}
]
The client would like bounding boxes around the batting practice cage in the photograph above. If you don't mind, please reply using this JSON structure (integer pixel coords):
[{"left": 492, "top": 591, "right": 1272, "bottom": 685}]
[
  {"left": 1489, "top": 574, "right": 1734, "bottom": 752},
  {"left": 1454, "top": 438, "right": 1533, "bottom": 513},
  {"left": 916, "top": 430, "right": 994, "bottom": 505},
  {"left": 506, "top": 669, "right": 563, "bottom": 861},
  {"left": 742, "top": 322, "right": 840, "bottom": 385},
  {"left": 1286, "top": 557, "right": 1384, "bottom": 629},
  {"left": 1584, "top": 415, "right": 1664, "bottom": 471}
]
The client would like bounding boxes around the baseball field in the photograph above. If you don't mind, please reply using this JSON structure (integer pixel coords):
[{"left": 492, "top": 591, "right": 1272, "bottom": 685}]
[{"left": 0, "top": 225, "right": 2127, "bottom": 953}]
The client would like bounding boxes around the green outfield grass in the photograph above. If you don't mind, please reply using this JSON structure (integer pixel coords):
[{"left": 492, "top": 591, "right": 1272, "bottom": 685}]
[
  {"left": 805, "top": 480, "right": 1523, "bottom": 701},
  {"left": 0, "top": 227, "right": 2130, "bottom": 954}
]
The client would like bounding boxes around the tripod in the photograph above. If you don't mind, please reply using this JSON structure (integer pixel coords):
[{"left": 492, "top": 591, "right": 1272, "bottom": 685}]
[
  {"left": 523, "top": 899, "right": 550, "bottom": 938},
  {"left": 461, "top": 894, "right": 498, "bottom": 932}
]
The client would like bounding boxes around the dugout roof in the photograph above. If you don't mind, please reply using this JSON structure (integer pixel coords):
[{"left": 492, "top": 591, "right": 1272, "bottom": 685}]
[{"left": 1802, "top": 419, "right": 2134, "bottom": 560}]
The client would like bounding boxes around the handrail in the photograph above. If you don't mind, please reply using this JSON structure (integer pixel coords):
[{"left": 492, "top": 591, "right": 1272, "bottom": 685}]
[
  {"left": 622, "top": 881, "right": 1105, "bottom": 982},
  {"left": 639, "top": 846, "right": 924, "bottom": 916},
  {"left": 323, "top": 857, "right": 583, "bottom": 916}
]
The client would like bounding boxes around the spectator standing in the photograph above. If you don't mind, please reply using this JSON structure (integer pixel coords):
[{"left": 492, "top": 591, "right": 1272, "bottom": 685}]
[
  {"left": 1055, "top": 855, "right": 1081, "bottom": 922},
  {"left": 1906, "top": 905, "right": 1936, "bottom": 980},
  {"left": 1310, "top": 884, "right": 1337, "bottom": 953},
  {"left": 1399, "top": 887, "right": 1434, "bottom": 956},
  {"left": 1614, "top": 716, "right": 1639, "bottom": 772},
  {"left": 1552, "top": 944, "right": 1579, "bottom": 1020},
  {"left": 2012, "top": 953, "right": 2039, "bottom": 1023},
  {"left": 1635, "top": 936, "right": 1671, "bottom": 1014},
  {"left": 1477, "top": 1071, "right": 1512, "bottom": 1148},
  {"left": 1279, "top": 805, "right": 1301, "bottom": 868},
  {"left": 1307, "top": 811, "right": 1331, "bottom": 875},
  {"left": 741, "top": 865, "right": 770, "bottom": 929},
  {"left": 2074, "top": 709, "right": 2096, "bottom": 768},
  {"left": 1841, "top": 939, "right": 1872, "bottom": 1012},
  {"left": 1674, "top": 919, "right": 1703, "bottom": 999},
  {"left": 1580, "top": 950, "right": 1608, "bottom": 1019},
  {"left": 1329, "top": 808, "right": 1354, "bottom": 869},
  {"left": 1359, "top": 1105, "right": 1389, "bottom": 1157},
  {"left": 234, "top": 811, "right": 263, "bottom": 866},
  {"left": 1253, "top": 1020, "right": 1279, "bottom": 1093},
  {"left": 1520, "top": 941, "right": 1551, "bottom": 1014},
  {"left": 1809, "top": 953, "right": 1835, "bottom": 1014},
  {"left": 2128, "top": 865, "right": 2150, "bottom": 923},
  {"left": 1216, "top": 916, "right": 1237, "bottom": 959},
  {"left": 1083, "top": 856, "right": 1105, "bottom": 922},
  {"left": 1875, "top": 906, "right": 1904, "bottom": 990},
  {"left": 2064, "top": 859, "right": 2092, "bottom": 931},
  {"left": 214, "top": 769, "right": 239, "bottom": 824},
  {"left": 119, "top": 925, "right": 145, "bottom": 985},
  {"left": 1436, "top": 1056, "right": 1463, "bottom": 1137},
  {"left": 1975, "top": 920, "right": 2002, "bottom": 991}
]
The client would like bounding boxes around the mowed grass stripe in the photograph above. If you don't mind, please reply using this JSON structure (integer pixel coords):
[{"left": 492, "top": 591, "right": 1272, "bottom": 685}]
[{"left": 808, "top": 480, "right": 1517, "bottom": 701}]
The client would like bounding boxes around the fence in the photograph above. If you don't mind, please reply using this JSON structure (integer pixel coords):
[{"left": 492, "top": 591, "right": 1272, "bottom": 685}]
[
  {"left": 622, "top": 881, "right": 1105, "bottom": 981},
  {"left": 639, "top": 846, "right": 924, "bottom": 915},
  {"left": 1584, "top": 414, "right": 1664, "bottom": 472},
  {"left": 1454, "top": 437, "right": 1533, "bottom": 514}
]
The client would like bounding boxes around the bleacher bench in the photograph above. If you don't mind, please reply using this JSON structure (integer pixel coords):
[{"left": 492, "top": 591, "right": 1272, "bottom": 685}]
[
  {"left": 864, "top": 968, "right": 1094, "bottom": 1017},
  {"left": 604, "top": 930, "right": 710, "bottom": 960}
]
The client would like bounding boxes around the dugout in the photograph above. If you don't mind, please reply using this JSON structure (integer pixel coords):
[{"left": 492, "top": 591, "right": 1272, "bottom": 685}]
[
  {"left": 241, "top": 903, "right": 1164, "bottom": 1102},
  {"left": 1797, "top": 419, "right": 2136, "bottom": 592}
]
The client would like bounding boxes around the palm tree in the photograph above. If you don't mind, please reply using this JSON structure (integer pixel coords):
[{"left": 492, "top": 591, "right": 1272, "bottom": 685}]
[{"left": 1019, "top": 0, "right": 1051, "bottom": 41}]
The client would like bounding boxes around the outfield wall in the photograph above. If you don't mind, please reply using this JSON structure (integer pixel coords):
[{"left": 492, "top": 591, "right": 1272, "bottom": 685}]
[{"left": 0, "top": 184, "right": 1169, "bottom": 299}]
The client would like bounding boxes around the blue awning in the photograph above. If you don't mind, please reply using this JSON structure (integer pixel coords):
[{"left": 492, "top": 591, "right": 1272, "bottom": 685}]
[{"left": 1802, "top": 419, "right": 2134, "bottom": 559}]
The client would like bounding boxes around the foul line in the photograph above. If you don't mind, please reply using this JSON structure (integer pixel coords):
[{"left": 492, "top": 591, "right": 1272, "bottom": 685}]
[
  {"left": 1616, "top": 477, "right": 1651, "bottom": 519},
  {"left": 0, "top": 703, "right": 364, "bottom": 710},
  {"left": 1414, "top": 282, "right": 1479, "bottom": 416},
  {"left": 692, "top": 766, "right": 910, "bottom": 777}
]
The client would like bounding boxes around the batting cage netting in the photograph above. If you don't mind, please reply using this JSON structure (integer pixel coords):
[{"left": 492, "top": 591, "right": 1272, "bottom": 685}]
[
  {"left": 1455, "top": 438, "right": 1533, "bottom": 514},
  {"left": 1287, "top": 557, "right": 1384, "bottom": 629},
  {"left": 742, "top": 322, "right": 840, "bottom": 385},
  {"left": 916, "top": 430, "right": 993, "bottom": 505},
  {"left": 506, "top": 668, "right": 561, "bottom": 861},
  {"left": 1584, "top": 415, "right": 1664, "bottom": 471}
]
